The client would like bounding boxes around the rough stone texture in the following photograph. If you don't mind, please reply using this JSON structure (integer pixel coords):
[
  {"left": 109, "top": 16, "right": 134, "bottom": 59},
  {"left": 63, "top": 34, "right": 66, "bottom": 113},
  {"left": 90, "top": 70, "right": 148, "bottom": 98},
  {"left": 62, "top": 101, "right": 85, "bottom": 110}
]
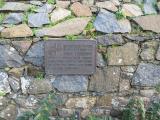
[
  {"left": 110, "top": 0, "right": 120, "bottom": 6},
  {"left": 8, "top": 76, "right": 20, "bottom": 93},
  {"left": 0, "top": 104, "right": 17, "bottom": 120},
  {"left": 0, "top": 2, "right": 31, "bottom": 11},
  {"left": 58, "top": 108, "right": 75, "bottom": 117},
  {"left": 70, "top": 2, "right": 92, "bottom": 16},
  {"left": 28, "top": 13, "right": 50, "bottom": 27},
  {"left": 94, "top": 9, "right": 131, "bottom": 33},
  {"left": 56, "top": 0, "right": 70, "bottom": 8},
  {"left": 156, "top": 46, "right": 160, "bottom": 60},
  {"left": 123, "top": 34, "right": 160, "bottom": 42},
  {"left": 8, "top": 67, "right": 24, "bottom": 78},
  {"left": 82, "top": 0, "right": 94, "bottom": 6},
  {"left": 35, "top": 17, "right": 90, "bottom": 37},
  {"left": 96, "top": 95, "right": 112, "bottom": 107},
  {"left": 28, "top": 80, "right": 52, "bottom": 94},
  {"left": 1, "top": 24, "right": 33, "bottom": 38},
  {"left": 96, "top": 34, "right": 124, "bottom": 46},
  {"left": 65, "top": 97, "right": 96, "bottom": 109},
  {"left": 144, "top": 3, "right": 157, "bottom": 15},
  {"left": 121, "top": 66, "right": 136, "bottom": 73},
  {"left": 132, "top": 63, "right": 160, "bottom": 87},
  {"left": 15, "top": 95, "right": 38, "bottom": 109},
  {"left": 21, "top": 77, "right": 33, "bottom": 94},
  {"left": 133, "top": 15, "right": 160, "bottom": 33},
  {"left": 36, "top": 3, "right": 55, "bottom": 13},
  {"left": 3, "top": 13, "right": 23, "bottom": 24},
  {"left": 107, "top": 43, "right": 139, "bottom": 65},
  {"left": 0, "top": 45, "right": 25, "bottom": 68},
  {"left": 97, "top": 53, "right": 106, "bottom": 67},
  {"left": 96, "top": 1, "right": 117, "bottom": 12},
  {"left": 24, "top": 41, "right": 44, "bottom": 67},
  {"left": 0, "top": 72, "right": 10, "bottom": 93},
  {"left": 89, "top": 67, "right": 120, "bottom": 92},
  {"left": 0, "top": 97, "right": 10, "bottom": 111},
  {"left": 12, "top": 40, "right": 32, "bottom": 55},
  {"left": 29, "top": 1, "right": 43, "bottom": 6},
  {"left": 122, "top": 4, "right": 143, "bottom": 17},
  {"left": 140, "top": 41, "right": 158, "bottom": 61},
  {"left": 51, "top": 8, "right": 71, "bottom": 23},
  {"left": 52, "top": 75, "right": 88, "bottom": 92}
]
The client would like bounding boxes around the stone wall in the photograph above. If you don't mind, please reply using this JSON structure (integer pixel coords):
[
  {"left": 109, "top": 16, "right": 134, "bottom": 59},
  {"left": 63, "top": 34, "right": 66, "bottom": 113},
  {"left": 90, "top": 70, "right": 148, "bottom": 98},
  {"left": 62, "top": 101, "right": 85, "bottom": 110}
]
[{"left": 0, "top": 0, "right": 160, "bottom": 119}]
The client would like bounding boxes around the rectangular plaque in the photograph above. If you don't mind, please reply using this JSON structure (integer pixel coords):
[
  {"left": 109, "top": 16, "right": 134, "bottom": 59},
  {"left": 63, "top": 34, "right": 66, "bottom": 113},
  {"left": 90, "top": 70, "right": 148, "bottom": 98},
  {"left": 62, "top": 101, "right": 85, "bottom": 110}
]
[{"left": 45, "top": 40, "right": 96, "bottom": 75}]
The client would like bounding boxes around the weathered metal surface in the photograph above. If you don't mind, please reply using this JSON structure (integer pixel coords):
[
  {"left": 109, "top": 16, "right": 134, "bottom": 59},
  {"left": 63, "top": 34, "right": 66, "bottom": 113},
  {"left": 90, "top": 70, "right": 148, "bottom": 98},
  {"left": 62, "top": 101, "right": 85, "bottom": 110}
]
[{"left": 45, "top": 40, "right": 96, "bottom": 75}]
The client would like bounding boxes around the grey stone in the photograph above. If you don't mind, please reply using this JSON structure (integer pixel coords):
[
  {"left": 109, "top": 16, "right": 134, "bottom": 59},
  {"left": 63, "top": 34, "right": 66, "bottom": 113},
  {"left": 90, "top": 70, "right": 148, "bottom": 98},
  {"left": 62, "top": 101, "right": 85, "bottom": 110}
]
[
  {"left": 82, "top": 0, "right": 94, "bottom": 6},
  {"left": 0, "top": 97, "right": 10, "bottom": 111},
  {"left": 140, "top": 48, "right": 155, "bottom": 61},
  {"left": 94, "top": 9, "right": 131, "bottom": 33},
  {"left": 89, "top": 67, "right": 120, "bottom": 92},
  {"left": 36, "top": 3, "right": 55, "bottom": 13},
  {"left": 35, "top": 17, "right": 90, "bottom": 37},
  {"left": 156, "top": 46, "right": 160, "bottom": 60},
  {"left": 15, "top": 95, "right": 38, "bottom": 109},
  {"left": 123, "top": 34, "right": 160, "bottom": 42},
  {"left": 0, "top": 104, "right": 17, "bottom": 120},
  {"left": 0, "top": 72, "right": 11, "bottom": 94},
  {"left": 0, "top": 45, "right": 25, "bottom": 68},
  {"left": 97, "top": 53, "right": 106, "bottom": 67},
  {"left": 0, "top": 2, "right": 31, "bottom": 11},
  {"left": 107, "top": 43, "right": 139, "bottom": 65},
  {"left": 132, "top": 63, "right": 160, "bottom": 87},
  {"left": 3, "top": 13, "right": 23, "bottom": 24},
  {"left": 121, "top": 66, "right": 136, "bottom": 73},
  {"left": 28, "top": 13, "right": 50, "bottom": 27},
  {"left": 8, "top": 76, "right": 20, "bottom": 93},
  {"left": 52, "top": 75, "right": 88, "bottom": 92},
  {"left": 58, "top": 108, "right": 75, "bottom": 117},
  {"left": 28, "top": 80, "right": 52, "bottom": 94},
  {"left": 144, "top": 3, "right": 157, "bottom": 15},
  {"left": 140, "top": 41, "right": 158, "bottom": 61},
  {"left": 20, "top": 77, "right": 33, "bottom": 94},
  {"left": 29, "top": 1, "right": 43, "bottom": 6},
  {"left": 133, "top": 15, "right": 160, "bottom": 33},
  {"left": 24, "top": 41, "right": 44, "bottom": 67},
  {"left": 96, "top": 34, "right": 124, "bottom": 46}
]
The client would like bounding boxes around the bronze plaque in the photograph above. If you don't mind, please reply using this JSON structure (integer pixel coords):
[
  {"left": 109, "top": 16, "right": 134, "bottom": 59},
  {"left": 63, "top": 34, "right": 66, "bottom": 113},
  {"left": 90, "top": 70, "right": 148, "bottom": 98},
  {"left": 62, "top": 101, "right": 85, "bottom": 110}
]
[{"left": 45, "top": 40, "right": 96, "bottom": 75}]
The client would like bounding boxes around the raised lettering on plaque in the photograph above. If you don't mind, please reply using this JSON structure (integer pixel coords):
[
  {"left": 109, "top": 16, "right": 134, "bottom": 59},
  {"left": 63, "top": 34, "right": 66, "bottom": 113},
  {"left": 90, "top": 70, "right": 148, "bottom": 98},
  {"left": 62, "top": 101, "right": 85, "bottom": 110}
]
[{"left": 45, "top": 40, "right": 96, "bottom": 75}]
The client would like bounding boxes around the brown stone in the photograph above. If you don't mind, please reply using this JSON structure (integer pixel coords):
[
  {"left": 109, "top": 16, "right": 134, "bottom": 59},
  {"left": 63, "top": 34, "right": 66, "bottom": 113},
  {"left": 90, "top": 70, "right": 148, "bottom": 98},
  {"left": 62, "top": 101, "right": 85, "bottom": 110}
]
[
  {"left": 89, "top": 67, "right": 120, "bottom": 92},
  {"left": 96, "top": 95, "right": 113, "bottom": 107},
  {"left": 70, "top": 2, "right": 92, "bottom": 17},
  {"left": 1, "top": 24, "right": 33, "bottom": 38},
  {"left": 12, "top": 40, "right": 32, "bottom": 54},
  {"left": 133, "top": 15, "right": 160, "bottom": 33},
  {"left": 65, "top": 97, "right": 96, "bottom": 109},
  {"left": 107, "top": 43, "right": 139, "bottom": 65},
  {"left": 8, "top": 67, "right": 24, "bottom": 78},
  {"left": 35, "top": 17, "right": 90, "bottom": 37}
]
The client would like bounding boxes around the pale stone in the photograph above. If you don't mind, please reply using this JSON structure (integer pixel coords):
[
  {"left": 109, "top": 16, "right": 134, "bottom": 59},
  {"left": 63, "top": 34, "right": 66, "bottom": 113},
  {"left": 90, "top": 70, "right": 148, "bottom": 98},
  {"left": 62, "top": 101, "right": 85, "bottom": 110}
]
[
  {"left": 51, "top": 7, "right": 71, "bottom": 23},
  {"left": 122, "top": 4, "right": 143, "bottom": 17},
  {"left": 1, "top": 24, "right": 33, "bottom": 38}
]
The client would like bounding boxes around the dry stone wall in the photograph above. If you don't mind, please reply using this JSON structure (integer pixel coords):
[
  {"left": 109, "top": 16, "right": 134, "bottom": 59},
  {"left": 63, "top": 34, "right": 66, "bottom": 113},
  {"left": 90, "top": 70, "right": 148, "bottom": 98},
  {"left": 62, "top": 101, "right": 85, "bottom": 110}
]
[{"left": 0, "top": 0, "right": 160, "bottom": 119}]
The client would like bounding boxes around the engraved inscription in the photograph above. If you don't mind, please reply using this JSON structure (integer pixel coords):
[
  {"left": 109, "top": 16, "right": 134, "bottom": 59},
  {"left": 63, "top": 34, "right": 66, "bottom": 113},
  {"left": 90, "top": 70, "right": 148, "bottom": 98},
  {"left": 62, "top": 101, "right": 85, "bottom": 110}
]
[{"left": 45, "top": 40, "right": 96, "bottom": 75}]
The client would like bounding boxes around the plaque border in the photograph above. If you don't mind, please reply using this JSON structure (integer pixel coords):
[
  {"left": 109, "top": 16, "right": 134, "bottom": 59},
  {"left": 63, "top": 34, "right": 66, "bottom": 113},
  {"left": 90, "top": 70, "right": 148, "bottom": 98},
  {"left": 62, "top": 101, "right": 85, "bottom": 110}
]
[{"left": 44, "top": 39, "right": 97, "bottom": 75}]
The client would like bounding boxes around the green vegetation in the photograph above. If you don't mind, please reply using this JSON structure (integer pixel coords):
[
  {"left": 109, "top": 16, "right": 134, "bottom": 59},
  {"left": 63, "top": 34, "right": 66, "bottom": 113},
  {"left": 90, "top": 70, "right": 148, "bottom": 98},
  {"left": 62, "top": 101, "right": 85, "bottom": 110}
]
[
  {"left": 47, "top": 0, "right": 55, "bottom": 4},
  {"left": 17, "top": 93, "right": 62, "bottom": 120},
  {"left": 27, "top": 5, "right": 38, "bottom": 13},
  {"left": 0, "top": 13, "right": 5, "bottom": 24},
  {"left": 155, "top": 83, "right": 160, "bottom": 93},
  {"left": 66, "top": 35, "right": 78, "bottom": 41},
  {"left": 122, "top": 97, "right": 160, "bottom": 120},
  {"left": 0, "top": 0, "right": 5, "bottom": 8},
  {"left": 0, "top": 90, "right": 6, "bottom": 96},
  {"left": 87, "top": 115, "right": 113, "bottom": 120},
  {"left": 35, "top": 72, "right": 44, "bottom": 80},
  {"left": 115, "top": 9, "right": 126, "bottom": 20}
]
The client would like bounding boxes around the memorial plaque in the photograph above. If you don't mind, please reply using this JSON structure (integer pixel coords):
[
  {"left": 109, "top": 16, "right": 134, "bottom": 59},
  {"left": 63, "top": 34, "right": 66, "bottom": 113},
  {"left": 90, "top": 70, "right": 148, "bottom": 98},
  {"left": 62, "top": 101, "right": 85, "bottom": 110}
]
[{"left": 45, "top": 40, "right": 96, "bottom": 75}]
